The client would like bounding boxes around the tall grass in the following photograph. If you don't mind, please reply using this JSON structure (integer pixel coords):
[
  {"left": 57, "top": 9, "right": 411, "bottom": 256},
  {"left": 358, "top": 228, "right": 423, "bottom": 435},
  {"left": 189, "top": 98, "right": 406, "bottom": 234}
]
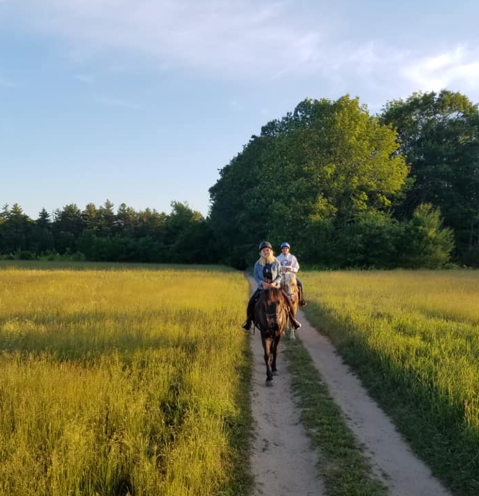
[
  {"left": 302, "top": 270, "right": 479, "bottom": 496},
  {"left": 0, "top": 263, "right": 251, "bottom": 496}
]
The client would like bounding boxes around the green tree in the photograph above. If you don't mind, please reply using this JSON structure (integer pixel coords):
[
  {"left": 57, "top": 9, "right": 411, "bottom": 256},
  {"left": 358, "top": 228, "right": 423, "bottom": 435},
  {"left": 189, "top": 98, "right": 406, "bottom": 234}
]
[
  {"left": 116, "top": 203, "right": 137, "bottom": 233},
  {"left": 0, "top": 204, "right": 34, "bottom": 253},
  {"left": 399, "top": 204, "right": 455, "bottom": 268},
  {"left": 136, "top": 208, "right": 167, "bottom": 239},
  {"left": 36, "top": 208, "right": 51, "bottom": 230},
  {"left": 33, "top": 209, "right": 54, "bottom": 253},
  {"left": 209, "top": 134, "right": 274, "bottom": 267},
  {"left": 82, "top": 203, "right": 99, "bottom": 232},
  {"left": 381, "top": 90, "right": 479, "bottom": 264},
  {"left": 0, "top": 204, "right": 9, "bottom": 223},
  {"left": 98, "top": 200, "right": 116, "bottom": 235},
  {"left": 332, "top": 211, "right": 403, "bottom": 268},
  {"left": 55, "top": 204, "right": 83, "bottom": 237},
  {"left": 210, "top": 96, "right": 409, "bottom": 267}
]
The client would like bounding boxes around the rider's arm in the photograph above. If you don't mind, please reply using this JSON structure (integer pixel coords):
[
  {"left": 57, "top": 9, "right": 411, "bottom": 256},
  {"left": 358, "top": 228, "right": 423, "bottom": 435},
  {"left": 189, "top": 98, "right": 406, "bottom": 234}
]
[
  {"left": 253, "top": 263, "right": 264, "bottom": 287},
  {"left": 270, "top": 261, "right": 282, "bottom": 288},
  {"left": 291, "top": 255, "right": 300, "bottom": 273}
]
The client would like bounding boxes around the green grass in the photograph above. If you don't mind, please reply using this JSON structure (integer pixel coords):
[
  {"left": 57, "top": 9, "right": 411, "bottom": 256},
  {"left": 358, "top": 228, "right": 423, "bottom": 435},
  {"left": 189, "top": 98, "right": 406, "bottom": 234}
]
[
  {"left": 284, "top": 337, "right": 387, "bottom": 496},
  {"left": 302, "top": 270, "right": 479, "bottom": 496},
  {"left": 0, "top": 262, "right": 253, "bottom": 496}
]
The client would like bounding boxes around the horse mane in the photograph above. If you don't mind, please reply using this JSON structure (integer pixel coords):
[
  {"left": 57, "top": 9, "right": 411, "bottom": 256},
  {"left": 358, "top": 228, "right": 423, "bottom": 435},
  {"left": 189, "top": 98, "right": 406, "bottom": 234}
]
[{"left": 262, "top": 287, "right": 286, "bottom": 305}]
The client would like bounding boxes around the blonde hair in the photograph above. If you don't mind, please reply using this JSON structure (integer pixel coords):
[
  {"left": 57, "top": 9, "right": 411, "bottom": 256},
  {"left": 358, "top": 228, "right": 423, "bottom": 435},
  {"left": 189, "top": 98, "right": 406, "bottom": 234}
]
[{"left": 258, "top": 250, "right": 276, "bottom": 266}]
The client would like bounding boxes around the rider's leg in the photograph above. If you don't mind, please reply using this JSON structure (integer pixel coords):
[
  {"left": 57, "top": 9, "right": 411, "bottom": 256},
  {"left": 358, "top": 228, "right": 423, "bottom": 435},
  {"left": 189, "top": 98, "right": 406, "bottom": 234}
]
[
  {"left": 281, "top": 290, "right": 302, "bottom": 330},
  {"left": 297, "top": 277, "right": 307, "bottom": 306},
  {"left": 242, "top": 289, "right": 261, "bottom": 330}
]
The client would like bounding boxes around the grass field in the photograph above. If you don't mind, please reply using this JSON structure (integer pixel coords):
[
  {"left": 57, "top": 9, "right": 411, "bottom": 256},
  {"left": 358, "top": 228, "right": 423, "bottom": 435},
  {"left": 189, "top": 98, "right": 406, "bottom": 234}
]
[
  {"left": 302, "top": 270, "right": 479, "bottom": 496},
  {"left": 0, "top": 262, "right": 252, "bottom": 496}
]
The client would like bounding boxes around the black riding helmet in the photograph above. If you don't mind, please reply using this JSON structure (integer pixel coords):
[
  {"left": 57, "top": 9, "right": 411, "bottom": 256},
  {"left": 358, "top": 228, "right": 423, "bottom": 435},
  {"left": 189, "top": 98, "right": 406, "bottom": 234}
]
[{"left": 259, "top": 241, "right": 273, "bottom": 251}]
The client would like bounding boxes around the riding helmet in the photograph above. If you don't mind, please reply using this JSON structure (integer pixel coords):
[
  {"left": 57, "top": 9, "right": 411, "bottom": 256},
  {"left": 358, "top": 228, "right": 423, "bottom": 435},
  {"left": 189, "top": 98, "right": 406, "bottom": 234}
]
[
  {"left": 281, "top": 242, "right": 291, "bottom": 249},
  {"left": 259, "top": 241, "right": 273, "bottom": 251}
]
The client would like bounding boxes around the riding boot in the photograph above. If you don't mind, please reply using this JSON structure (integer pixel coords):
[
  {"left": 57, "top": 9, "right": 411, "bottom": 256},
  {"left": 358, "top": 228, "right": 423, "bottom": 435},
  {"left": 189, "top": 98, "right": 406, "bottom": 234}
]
[
  {"left": 242, "top": 317, "right": 253, "bottom": 331},
  {"left": 242, "top": 289, "right": 260, "bottom": 330},
  {"left": 299, "top": 286, "right": 308, "bottom": 307},
  {"left": 282, "top": 290, "right": 302, "bottom": 330},
  {"left": 289, "top": 311, "right": 302, "bottom": 330}
]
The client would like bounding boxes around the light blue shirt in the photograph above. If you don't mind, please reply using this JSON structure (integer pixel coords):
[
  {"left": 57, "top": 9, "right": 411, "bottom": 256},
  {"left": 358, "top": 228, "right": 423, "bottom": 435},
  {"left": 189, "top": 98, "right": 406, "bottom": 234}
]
[{"left": 253, "top": 259, "right": 282, "bottom": 289}]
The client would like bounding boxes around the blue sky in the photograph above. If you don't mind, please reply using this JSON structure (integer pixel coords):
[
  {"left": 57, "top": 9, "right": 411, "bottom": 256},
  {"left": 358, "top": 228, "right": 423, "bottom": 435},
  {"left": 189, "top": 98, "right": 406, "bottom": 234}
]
[{"left": 1, "top": 0, "right": 478, "bottom": 219}]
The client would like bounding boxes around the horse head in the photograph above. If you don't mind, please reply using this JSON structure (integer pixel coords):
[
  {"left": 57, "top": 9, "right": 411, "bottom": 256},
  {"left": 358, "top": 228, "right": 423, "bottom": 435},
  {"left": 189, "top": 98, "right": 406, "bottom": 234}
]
[{"left": 256, "top": 288, "right": 288, "bottom": 334}]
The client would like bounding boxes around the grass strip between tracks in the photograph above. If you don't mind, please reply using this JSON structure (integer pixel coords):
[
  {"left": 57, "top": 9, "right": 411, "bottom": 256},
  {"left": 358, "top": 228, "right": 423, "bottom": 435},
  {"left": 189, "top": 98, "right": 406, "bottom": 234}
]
[{"left": 284, "top": 336, "right": 387, "bottom": 496}]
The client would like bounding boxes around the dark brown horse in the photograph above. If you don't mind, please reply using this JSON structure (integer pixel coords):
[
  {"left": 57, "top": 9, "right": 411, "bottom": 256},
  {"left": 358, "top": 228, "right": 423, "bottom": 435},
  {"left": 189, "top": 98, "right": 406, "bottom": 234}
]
[{"left": 254, "top": 288, "right": 289, "bottom": 384}]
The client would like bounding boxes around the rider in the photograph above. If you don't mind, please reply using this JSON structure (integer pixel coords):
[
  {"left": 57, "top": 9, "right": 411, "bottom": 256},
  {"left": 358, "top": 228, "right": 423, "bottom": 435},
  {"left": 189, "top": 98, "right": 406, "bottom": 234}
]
[
  {"left": 242, "top": 241, "right": 302, "bottom": 331},
  {"left": 276, "top": 242, "right": 307, "bottom": 306}
]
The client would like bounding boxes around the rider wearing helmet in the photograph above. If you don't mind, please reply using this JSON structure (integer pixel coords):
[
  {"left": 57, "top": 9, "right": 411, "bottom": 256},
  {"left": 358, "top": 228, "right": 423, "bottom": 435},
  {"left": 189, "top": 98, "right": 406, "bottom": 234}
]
[
  {"left": 276, "top": 242, "right": 307, "bottom": 306},
  {"left": 242, "top": 241, "right": 302, "bottom": 331}
]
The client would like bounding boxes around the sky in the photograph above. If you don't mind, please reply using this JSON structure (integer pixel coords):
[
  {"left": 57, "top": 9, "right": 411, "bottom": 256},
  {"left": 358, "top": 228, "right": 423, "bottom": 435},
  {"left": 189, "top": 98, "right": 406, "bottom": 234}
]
[{"left": 1, "top": 0, "right": 479, "bottom": 219}]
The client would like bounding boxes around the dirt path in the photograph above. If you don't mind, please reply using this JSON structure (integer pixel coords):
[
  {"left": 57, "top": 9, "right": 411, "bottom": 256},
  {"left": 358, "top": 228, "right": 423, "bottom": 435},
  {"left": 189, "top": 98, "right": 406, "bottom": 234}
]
[
  {"left": 294, "top": 306, "right": 452, "bottom": 496},
  {"left": 246, "top": 275, "right": 452, "bottom": 496},
  {"left": 247, "top": 277, "right": 325, "bottom": 496}
]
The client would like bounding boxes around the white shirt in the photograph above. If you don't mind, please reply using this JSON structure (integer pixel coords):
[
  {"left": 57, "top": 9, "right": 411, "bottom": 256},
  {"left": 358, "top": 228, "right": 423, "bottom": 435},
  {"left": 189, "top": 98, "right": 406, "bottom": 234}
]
[{"left": 277, "top": 253, "right": 300, "bottom": 273}]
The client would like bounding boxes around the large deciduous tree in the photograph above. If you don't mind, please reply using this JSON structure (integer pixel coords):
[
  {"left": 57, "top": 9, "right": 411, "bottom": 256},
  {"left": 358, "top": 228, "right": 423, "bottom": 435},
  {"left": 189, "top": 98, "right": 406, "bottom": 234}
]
[
  {"left": 381, "top": 90, "right": 479, "bottom": 265},
  {"left": 209, "top": 96, "right": 409, "bottom": 267}
]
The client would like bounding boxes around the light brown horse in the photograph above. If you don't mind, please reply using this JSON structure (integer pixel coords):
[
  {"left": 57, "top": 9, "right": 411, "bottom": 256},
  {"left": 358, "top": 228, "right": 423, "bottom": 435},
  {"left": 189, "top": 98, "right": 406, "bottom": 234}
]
[
  {"left": 282, "top": 272, "right": 299, "bottom": 339},
  {"left": 254, "top": 288, "right": 289, "bottom": 384}
]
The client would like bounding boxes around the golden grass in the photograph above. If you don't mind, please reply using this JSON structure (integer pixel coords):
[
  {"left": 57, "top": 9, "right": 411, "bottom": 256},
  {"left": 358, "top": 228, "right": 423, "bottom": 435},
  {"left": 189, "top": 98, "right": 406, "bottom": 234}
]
[
  {"left": 0, "top": 264, "right": 249, "bottom": 496},
  {"left": 302, "top": 269, "right": 479, "bottom": 495}
]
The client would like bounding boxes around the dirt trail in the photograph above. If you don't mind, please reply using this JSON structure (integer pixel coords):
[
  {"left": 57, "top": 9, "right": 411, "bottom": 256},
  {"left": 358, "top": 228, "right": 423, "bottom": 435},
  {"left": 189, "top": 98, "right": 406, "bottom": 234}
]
[
  {"left": 246, "top": 275, "right": 452, "bottom": 496},
  {"left": 247, "top": 277, "right": 325, "bottom": 496}
]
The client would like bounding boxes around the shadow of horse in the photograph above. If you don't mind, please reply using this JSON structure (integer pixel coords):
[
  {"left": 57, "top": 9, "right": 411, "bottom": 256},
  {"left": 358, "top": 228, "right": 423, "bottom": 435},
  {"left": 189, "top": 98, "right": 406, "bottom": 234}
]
[{"left": 254, "top": 288, "right": 289, "bottom": 385}]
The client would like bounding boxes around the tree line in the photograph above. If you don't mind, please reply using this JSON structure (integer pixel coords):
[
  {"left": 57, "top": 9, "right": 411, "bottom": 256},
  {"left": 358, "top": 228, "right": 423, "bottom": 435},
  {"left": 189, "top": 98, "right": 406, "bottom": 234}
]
[
  {"left": 2, "top": 90, "right": 478, "bottom": 269},
  {"left": 0, "top": 201, "right": 216, "bottom": 264}
]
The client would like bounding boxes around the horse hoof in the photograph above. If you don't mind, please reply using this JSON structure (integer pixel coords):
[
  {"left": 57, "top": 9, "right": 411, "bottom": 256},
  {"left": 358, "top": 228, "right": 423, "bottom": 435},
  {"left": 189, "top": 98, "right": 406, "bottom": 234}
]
[
  {"left": 265, "top": 380, "right": 274, "bottom": 387},
  {"left": 272, "top": 370, "right": 278, "bottom": 376}
]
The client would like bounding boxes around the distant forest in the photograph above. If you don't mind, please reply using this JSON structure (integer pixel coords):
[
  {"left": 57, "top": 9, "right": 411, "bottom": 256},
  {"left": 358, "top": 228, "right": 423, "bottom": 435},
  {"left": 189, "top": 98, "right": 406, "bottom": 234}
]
[{"left": 2, "top": 90, "right": 478, "bottom": 269}]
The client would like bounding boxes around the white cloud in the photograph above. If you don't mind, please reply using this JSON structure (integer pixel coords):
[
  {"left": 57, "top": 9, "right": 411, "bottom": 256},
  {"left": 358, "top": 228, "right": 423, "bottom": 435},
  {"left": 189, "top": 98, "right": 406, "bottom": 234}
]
[
  {"left": 94, "top": 96, "right": 141, "bottom": 110},
  {"left": 3, "top": 0, "right": 325, "bottom": 77},
  {"left": 402, "top": 46, "right": 479, "bottom": 93},
  {"left": 2, "top": 0, "right": 479, "bottom": 104}
]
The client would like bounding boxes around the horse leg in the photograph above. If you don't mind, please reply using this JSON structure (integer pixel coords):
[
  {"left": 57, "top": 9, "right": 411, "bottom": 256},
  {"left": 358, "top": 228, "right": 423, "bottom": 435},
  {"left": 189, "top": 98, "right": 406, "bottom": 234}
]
[
  {"left": 271, "top": 334, "right": 282, "bottom": 374},
  {"left": 261, "top": 335, "right": 273, "bottom": 383}
]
